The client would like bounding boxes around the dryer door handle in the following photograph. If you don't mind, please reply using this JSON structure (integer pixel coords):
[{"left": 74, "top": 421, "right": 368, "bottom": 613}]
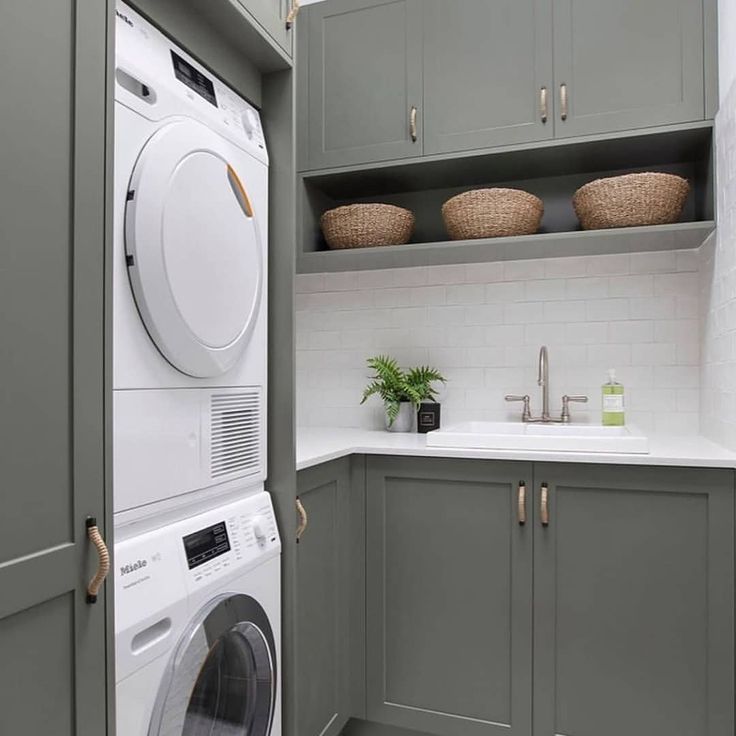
[
  {"left": 296, "top": 497, "right": 308, "bottom": 543},
  {"left": 227, "top": 164, "right": 254, "bottom": 218}
]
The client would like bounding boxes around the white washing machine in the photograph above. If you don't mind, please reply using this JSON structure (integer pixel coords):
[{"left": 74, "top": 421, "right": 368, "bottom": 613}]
[
  {"left": 114, "top": 2, "right": 268, "bottom": 519},
  {"left": 115, "top": 491, "right": 281, "bottom": 736}
]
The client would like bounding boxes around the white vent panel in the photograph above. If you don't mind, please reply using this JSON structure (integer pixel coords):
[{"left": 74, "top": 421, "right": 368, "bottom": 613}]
[{"left": 210, "top": 391, "right": 262, "bottom": 480}]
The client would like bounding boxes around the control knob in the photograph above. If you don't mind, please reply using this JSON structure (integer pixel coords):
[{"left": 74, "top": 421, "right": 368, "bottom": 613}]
[
  {"left": 242, "top": 109, "right": 260, "bottom": 140},
  {"left": 251, "top": 515, "right": 268, "bottom": 544}
]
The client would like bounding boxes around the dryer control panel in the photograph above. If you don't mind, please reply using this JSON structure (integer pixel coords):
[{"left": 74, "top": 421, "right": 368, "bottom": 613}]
[{"left": 115, "top": 1, "right": 267, "bottom": 163}]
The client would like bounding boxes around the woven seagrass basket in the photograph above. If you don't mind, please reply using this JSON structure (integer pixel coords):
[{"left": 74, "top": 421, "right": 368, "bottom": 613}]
[
  {"left": 320, "top": 203, "right": 415, "bottom": 249},
  {"left": 441, "top": 188, "right": 544, "bottom": 240},
  {"left": 573, "top": 173, "right": 690, "bottom": 230}
]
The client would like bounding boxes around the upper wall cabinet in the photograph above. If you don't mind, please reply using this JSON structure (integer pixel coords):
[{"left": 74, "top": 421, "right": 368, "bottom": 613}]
[
  {"left": 240, "top": 0, "right": 295, "bottom": 56},
  {"left": 304, "top": 0, "right": 422, "bottom": 169},
  {"left": 298, "top": 0, "right": 712, "bottom": 171},
  {"left": 553, "top": 0, "right": 704, "bottom": 138},
  {"left": 423, "top": 0, "right": 554, "bottom": 155}
]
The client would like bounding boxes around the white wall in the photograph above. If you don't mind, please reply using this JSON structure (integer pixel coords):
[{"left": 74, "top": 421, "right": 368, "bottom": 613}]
[
  {"left": 296, "top": 254, "right": 700, "bottom": 433},
  {"left": 720, "top": 0, "right": 736, "bottom": 101},
  {"left": 698, "top": 2, "right": 736, "bottom": 450}
]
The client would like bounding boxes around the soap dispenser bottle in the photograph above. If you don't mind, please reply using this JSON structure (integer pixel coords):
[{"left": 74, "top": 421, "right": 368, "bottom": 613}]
[{"left": 602, "top": 369, "right": 625, "bottom": 426}]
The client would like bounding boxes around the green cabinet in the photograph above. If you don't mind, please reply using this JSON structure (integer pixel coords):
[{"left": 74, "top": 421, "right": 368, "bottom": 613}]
[
  {"left": 362, "top": 456, "right": 734, "bottom": 736},
  {"left": 0, "top": 0, "right": 111, "bottom": 733},
  {"left": 299, "top": 0, "right": 712, "bottom": 170},
  {"left": 423, "top": 0, "right": 554, "bottom": 154},
  {"left": 365, "top": 456, "right": 533, "bottom": 736},
  {"left": 239, "top": 0, "right": 294, "bottom": 56},
  {"left": 303, "top": 0, "right": 423, "bottom": 169},
  {"left": 533, "top": 464, "right": 734, "bottom": 736},
  {"left": 552, "top": 0, "right": 705, "bottom": 137},
  {"left": 295, "top": 457, "right": 364, "bottom": 736}
]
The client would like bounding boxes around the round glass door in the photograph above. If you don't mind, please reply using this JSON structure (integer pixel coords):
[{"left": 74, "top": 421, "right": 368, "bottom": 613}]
[{"left": 150, "top": 594, "right": 275, "bottom": 736}]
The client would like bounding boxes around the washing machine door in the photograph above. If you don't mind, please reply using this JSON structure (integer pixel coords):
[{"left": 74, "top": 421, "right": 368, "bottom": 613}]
[
  {"left": 149, "top": 593, "right": 276, "bottom": 736},
  {"left": 125, "top": 119, "right": 264, "bottom": 378}
]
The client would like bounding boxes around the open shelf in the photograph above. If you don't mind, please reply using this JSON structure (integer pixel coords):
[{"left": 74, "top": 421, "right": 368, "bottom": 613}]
[
  {"left": 297, "top": 122, "right": 715, "bottom": 274},
  {"left": 297, "top": 221, "right": 715, "bottom": 273}
]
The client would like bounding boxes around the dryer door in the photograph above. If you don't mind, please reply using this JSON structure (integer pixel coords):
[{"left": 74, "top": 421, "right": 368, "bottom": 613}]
[
  {"left": 149, "top": 593, "right": 276, "bottom": 736},
  {"left": 125, "top": 119, "right": 264, "bottom": 378}
]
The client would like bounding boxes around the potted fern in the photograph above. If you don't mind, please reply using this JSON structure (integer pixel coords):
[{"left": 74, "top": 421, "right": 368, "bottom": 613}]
[{"left": 361, "top": 355, "right": 446, "bottom": 432}]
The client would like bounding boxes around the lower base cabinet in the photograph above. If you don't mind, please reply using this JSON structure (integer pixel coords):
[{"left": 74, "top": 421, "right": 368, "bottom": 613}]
[
  {"left": 296, "top": 455, "right": 735, "bottom": 736},
  {"left": 366, "top": 457, "right": 533, "bottom": 736},
  {"left": 295, "top": 457, "right": 364, "bottom": 736},
  {"left": 533, "top": 464, "right": 734, "bottom": 736}
]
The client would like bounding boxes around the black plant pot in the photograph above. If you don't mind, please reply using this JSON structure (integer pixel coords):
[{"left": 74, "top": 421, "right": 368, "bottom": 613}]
[{"left": 417, "top": 402, "right": 441, "bottom": 433}]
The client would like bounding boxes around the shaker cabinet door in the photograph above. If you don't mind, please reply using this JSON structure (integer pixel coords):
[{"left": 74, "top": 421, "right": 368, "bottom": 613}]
[
  {"left": 366, "top": 456, "right": 534, "bottom": 736},
  {"left": 295, "top": 458, "right": 356, "bottom": 736},
  {"left": 305, "top": 0, "right": 423, "bottom": 169},
  {"left": 238, "top": 0, "right": 293, "bottom": 56},
  {"left": 533, "top": 464, "right": 735, "bottom": 736},
  {"left": 422, "top": 0, "right": 554, "bottom": 155},
  {"left": 552, "top": 0, "right": 704, "bottom": 137},
  {"left": 0, "top": 1, "right": 111, "bottom": 734}
]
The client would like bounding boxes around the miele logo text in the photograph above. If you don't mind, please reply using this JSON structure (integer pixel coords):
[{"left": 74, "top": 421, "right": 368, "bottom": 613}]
[
  {"left": 115, "top": 9, "right": 133, "bottom": 26},
  {"left": 120, "top": 559, "right": 147, "bottom": 576}
]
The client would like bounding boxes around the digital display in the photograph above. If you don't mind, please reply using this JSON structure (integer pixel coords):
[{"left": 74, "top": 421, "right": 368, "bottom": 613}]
[
  {"left": 183, "top": 522, "right": 230, "bottom": 569},
  {"left": 171, "top": 50, "right": 217, "bottom": 107}
]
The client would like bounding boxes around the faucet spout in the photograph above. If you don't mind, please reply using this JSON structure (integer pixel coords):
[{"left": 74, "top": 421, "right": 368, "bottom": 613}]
[{"left": 538, "top": 346, "right": 549, "bottom": 420}]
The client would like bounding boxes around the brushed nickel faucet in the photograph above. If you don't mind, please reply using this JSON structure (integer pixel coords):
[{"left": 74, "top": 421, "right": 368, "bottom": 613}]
[{"left": 505, "top": 345, "right": 588, "bottom": 423}]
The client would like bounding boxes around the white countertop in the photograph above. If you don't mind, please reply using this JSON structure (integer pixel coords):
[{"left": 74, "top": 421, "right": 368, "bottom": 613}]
[{"left": 296, "top": 427, "right": 736, "bottom": 471}]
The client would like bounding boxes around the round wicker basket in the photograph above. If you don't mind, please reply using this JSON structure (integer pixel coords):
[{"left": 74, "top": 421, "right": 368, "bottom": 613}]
[
  {"left": 320, "top": 203, "right": 415, "bottom": 249},
  {"left": 441, "top": 188, "right": 544, "bottom": 240},
  {"left": 573, "top": 172, "right": 690, "bottom": 230}
]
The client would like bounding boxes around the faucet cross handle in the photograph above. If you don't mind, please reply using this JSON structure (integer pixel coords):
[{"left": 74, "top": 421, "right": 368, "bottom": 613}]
[
  {"left": 505, "top": 394, "right": 532, "bottom": 423},
  {"left": 561, "top": 394, "right": 588, "bottom": 423}
]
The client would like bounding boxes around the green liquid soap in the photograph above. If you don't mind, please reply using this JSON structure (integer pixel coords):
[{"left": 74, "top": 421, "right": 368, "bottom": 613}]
[{"left": 602, "top": 368, "right": 625, "bottom": 426}]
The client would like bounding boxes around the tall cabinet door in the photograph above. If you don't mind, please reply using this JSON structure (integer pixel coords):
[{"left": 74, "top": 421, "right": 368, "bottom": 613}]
[
  {"left": 0, "top": 1, "right": 111, "bottom": 735},
  {"left": 366, "top": 456, "right": 533, "bottom": 736},
  {"left": 423, "top": 0, "right": 554, "bottom": 155},
  {"left": 533, "top": 464, "right": 735, "bottom": 736},
  {"left": 305, "top": 0, "right": 423, "bottom": 169},
  {"left": 295, "top": 457, "right": 360, "bottom": 736},
  {"left": 552, "top": 0, "right": 704, "bottom": 138}
]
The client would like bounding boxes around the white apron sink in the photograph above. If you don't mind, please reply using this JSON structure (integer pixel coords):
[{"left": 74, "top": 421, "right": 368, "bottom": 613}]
[{"left": 427, "top": 421, "right": 649, "bottom": 454}]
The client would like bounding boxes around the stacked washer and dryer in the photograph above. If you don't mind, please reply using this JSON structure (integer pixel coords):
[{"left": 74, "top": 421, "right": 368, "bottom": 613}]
[{"left": 113, "top": 4, "right": 280, "bottom": 735}]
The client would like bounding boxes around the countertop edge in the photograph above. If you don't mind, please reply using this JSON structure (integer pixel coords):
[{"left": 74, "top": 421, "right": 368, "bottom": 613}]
[{"left": 295, "top": 429, "right": 736, "bottom": 473}]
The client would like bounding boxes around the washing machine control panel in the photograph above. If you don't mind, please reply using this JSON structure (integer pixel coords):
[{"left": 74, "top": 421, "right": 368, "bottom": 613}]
[
  {"left": 183, "top": 493, "right": 279, "bottom": 589},
  {"left": 114, "top": 491, "right": 279, "bottom": 631}
]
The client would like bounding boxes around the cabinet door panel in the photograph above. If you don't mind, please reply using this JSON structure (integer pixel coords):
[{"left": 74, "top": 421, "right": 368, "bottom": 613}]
[
  {"left": 239, "top": 0, "right": 292, "bottom": 56},
  {"left": 295, "top": 458, "right": 355, "bottom": 736},
  {"left": 533, "top": 465, "right": 734, "bottom": 736},
  {"left": 306, "top": 0, "right": 422, "bottom": 169},
  {"left": 0, "top": 1, "right": 110, "bottom": 734},
  {"left": 366, "top": 457, "right": 533, "bottom": 736},
  {"left": 423, "top": 0, "right": 553, "bottom": 155},
  {"left": 553, "top": 0, "right": 704, "bottom": 137}
]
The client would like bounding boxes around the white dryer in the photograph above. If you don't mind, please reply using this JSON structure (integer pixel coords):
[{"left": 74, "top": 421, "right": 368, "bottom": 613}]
[
  {"left": 114, "top": 3, "right": 268, "bottom": 518},
  {"left": 115, "top": 491, "right": 281, "bottom": 736}
]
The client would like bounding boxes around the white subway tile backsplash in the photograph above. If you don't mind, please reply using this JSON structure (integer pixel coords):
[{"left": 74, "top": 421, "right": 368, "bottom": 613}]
[
  {"left": 630, "top": 251, "right": 678, "bottom": 274},
  {"left": 297, "top": 247, "right": 701, "bottom": 429},
  {"left": 586, "top": 299, "right": 629, "bottom": 322},
  {"left": 608, "top": 274, "right": 654, "bottom": 298},
  {"left": 586, "top": 253, "right": 630, "bottom": 276},
  {"left": 565, "top": 277, "right": 608, "bottom": 300},
  {"left": 700, "top": 79, "right": 736, "bottom": 449}
]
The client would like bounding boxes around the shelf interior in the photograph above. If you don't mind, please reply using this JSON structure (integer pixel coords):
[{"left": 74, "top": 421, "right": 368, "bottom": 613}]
[{"left": 298, "top": 123, "right": 715, "bottom": 272}]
